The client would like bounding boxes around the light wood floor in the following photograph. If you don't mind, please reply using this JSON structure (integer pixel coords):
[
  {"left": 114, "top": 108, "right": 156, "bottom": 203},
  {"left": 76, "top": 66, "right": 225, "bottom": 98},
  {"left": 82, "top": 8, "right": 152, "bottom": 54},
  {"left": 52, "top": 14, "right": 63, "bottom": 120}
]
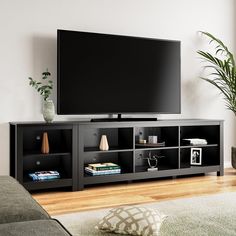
[{"left": 32, "top": 168, "right": 236, "bottom": 216}]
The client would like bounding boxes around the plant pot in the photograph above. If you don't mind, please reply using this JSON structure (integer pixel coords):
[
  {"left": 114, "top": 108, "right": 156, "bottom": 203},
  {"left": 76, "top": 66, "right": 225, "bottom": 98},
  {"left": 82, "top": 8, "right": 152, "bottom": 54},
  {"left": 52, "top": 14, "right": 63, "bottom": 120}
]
[
  {"left": 43, "top": 100, "right": 55, "bottom": 123},
  {"left": 232, "top": 147, "right": 236, "bottom": 169}
]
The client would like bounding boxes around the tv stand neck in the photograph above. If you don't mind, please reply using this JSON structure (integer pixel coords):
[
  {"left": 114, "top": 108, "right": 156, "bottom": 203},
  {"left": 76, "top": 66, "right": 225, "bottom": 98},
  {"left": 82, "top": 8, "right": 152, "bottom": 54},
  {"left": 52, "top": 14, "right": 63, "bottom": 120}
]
[{"left": 90, "top": 114, "right": 157, "bottom": 122}]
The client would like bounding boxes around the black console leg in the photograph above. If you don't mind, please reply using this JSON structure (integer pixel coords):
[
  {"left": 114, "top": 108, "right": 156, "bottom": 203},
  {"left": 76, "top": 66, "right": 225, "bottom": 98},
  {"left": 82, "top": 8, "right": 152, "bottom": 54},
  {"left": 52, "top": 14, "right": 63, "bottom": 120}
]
[
  {"left": 77, "top": 183, "right": 84, "bottom": 191},
  {"left": 217, "top": 170, "right": 224, "bottom": 176}
]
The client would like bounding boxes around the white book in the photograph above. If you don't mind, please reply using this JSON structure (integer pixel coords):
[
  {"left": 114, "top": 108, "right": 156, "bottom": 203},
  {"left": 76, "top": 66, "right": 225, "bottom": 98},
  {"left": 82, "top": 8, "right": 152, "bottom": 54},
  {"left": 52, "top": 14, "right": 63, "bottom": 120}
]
[
  {"left": 85, "top": 167, "right": 121, "bottom": 174},
  {"left": 35, "top": 171, "right": 60, "bottom": 177},
  {"left": 183, "top": 138, "right": 207, "bottom": 145}
]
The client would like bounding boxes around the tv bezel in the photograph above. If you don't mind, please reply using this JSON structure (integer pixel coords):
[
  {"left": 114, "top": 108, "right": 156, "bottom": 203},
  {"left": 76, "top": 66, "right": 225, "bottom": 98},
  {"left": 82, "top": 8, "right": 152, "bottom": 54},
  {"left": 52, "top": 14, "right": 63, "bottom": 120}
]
[{"left": 57, "top": 29, "right": 181, "bottom": 115}]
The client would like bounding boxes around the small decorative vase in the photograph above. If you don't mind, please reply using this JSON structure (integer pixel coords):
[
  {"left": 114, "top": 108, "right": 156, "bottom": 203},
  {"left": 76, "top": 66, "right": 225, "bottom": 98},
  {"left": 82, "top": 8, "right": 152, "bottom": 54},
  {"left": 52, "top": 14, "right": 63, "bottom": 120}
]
[
  {"left": 41, "top": 132, "right": 49, "bottom": 154},
  {"left": 43, "top": 99, "right": 55, "bottom": 123},
  {"left": 99, "top": 135, "right": 109, "bottom": 151}
]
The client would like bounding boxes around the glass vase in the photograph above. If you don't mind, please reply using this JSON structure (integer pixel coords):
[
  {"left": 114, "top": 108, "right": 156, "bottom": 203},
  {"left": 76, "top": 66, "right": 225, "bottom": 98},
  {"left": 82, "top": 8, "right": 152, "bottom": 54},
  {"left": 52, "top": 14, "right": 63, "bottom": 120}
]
[{"left": 43, "top": 99, "right": 55, "bottom": 123}]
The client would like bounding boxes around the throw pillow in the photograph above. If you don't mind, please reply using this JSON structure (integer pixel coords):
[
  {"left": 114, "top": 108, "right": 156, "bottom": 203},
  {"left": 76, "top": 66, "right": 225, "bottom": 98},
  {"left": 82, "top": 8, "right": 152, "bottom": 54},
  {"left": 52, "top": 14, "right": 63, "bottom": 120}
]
[{"left": 95, "top": 206, "right": 167, "bottom": 236}]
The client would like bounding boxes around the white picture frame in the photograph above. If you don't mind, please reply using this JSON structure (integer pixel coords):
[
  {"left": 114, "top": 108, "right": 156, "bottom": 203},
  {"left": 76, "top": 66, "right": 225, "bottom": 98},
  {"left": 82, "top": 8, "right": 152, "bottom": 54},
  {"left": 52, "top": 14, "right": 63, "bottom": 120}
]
[{"left": 190, "top": 148, "right": 202, "bottom": 165}]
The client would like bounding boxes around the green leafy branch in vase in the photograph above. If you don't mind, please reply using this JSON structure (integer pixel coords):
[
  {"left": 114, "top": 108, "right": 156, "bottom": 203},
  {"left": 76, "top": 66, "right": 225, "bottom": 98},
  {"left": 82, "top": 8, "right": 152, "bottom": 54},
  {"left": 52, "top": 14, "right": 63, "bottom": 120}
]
[
  {"left": 197, "top": 31, "right": 236, "bottom": 115},
  {"left": 28, "top": 69, "right": 53, "bottom": 101}
]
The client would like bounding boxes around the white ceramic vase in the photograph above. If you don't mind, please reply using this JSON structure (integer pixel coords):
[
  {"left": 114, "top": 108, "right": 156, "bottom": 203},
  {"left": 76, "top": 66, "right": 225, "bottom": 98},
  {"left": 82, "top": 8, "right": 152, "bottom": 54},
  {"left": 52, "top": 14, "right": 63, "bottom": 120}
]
[
  {"left": 99, "top": 135, "right": 109, "bottom": 151},
  {"left": 43, "top": 99, "right": 55, "bottom": 123}
]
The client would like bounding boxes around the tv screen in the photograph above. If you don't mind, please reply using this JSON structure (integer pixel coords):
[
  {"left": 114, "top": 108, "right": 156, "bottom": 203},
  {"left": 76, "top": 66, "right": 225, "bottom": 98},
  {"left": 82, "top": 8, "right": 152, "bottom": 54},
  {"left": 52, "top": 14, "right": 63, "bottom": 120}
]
[{"left": 57, "top": 29, "right": 181, "bottom": 115}]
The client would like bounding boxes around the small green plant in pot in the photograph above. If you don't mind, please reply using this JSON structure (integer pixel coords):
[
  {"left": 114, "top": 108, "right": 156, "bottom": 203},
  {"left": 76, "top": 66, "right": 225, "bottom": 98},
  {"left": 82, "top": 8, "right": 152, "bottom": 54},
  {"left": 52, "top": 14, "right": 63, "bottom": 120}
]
[
  {"left": 197, "top": 31, "right": 236, "bottom": 168},
  {"left": 28, "top": 69, "right": 55, "bottom": 122}
]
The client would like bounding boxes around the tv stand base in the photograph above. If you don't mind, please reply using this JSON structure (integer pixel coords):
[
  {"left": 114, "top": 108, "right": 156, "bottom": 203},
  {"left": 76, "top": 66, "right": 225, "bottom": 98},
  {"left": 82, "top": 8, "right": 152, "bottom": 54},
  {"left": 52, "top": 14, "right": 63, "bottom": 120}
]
[
  {"left": 91, "top": 114, "right": 157, "bottom": 122},
  {"left": 91, "top": 117, "right": 157, "bottom": 122}
]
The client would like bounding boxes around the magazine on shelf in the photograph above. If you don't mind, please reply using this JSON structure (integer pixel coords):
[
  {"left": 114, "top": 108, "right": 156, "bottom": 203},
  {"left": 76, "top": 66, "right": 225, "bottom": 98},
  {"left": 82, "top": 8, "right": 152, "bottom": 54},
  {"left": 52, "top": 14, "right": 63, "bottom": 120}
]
[
  {"left": 85, "top": 167, "right": 121, "bottom": 176},
  {"left": 34, "top": 171, "right": 60, "bottom": 177},
  {"left": 88, "top": 162, "right": 120, "bottom": 171},
  {"left": 29, "top": 173, "right": 60, "bottom": 181}
]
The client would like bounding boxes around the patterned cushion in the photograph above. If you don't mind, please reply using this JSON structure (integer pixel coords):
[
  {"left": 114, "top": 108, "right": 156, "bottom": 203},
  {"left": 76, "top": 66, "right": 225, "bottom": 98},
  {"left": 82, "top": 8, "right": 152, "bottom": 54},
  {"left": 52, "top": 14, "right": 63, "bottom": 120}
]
[{"left": 95, "top": 206, "right": 167, "bottom": 236}]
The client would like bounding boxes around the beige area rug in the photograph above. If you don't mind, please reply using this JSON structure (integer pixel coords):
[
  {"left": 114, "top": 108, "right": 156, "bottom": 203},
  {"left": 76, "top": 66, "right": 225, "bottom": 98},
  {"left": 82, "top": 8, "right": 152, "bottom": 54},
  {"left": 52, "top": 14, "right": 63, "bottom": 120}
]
[{"left": 55, "top": 192, "right": 236, "bottom": 236}]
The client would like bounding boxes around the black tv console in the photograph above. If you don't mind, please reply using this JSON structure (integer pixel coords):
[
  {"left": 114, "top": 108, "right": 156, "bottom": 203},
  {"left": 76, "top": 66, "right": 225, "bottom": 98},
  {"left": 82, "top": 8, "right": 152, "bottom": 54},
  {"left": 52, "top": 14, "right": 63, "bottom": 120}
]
[{"left": 10, "top": 119, "right": 224, "bottom": 191}]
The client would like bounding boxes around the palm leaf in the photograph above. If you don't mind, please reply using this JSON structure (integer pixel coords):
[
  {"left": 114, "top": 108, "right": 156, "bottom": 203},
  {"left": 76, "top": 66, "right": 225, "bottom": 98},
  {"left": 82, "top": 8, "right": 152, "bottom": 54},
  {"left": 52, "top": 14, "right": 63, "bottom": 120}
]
[
  {"left": 199, "top": 31, "right": 235, "bottom": 66},
  {"left": 198, "top": 31, "right": 236, "bottom": 115}
]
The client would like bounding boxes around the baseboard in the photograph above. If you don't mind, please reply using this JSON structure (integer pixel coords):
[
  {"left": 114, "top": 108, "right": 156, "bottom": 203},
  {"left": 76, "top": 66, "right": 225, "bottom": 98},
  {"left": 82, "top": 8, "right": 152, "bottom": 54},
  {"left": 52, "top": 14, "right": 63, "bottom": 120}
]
[{"left": 224, "top": 161, "right": 232, "bottom": 168}]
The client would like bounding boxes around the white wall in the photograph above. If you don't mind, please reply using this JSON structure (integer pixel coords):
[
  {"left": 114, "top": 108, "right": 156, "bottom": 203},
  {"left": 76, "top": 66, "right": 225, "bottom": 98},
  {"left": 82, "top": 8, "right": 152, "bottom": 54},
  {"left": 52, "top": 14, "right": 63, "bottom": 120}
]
[{"left": 0, "top": 0, "right": 235, "bottom": 174}]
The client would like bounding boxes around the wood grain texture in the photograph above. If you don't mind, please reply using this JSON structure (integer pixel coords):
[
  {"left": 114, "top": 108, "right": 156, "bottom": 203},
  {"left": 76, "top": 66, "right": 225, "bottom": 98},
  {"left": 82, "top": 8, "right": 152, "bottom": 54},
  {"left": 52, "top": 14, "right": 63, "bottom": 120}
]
[{"left": 32, "top": 168, "right": 236, "bottom": 216}]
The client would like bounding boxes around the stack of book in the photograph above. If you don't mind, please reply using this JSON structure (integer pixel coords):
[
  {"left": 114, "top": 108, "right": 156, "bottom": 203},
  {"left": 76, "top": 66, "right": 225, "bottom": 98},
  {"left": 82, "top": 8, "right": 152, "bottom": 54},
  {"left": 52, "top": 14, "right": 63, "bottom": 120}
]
[
  {"left": 29, "top": 171, "right": 60, "bottom": 181},
  {"left": 85, "top": 163, "right": 121, "bottom": 176},
  {"left": 182, "top": 138, "right": 208, "bottom": 145}
]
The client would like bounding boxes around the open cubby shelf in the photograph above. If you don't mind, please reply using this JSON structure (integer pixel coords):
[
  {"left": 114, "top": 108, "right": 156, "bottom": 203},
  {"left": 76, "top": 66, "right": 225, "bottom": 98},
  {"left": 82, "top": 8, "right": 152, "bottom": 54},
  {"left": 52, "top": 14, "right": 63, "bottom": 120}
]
[
  {"left": 10, "top": 123, "right": 76, "bottom": 191},
  {"left": 10, "top": 119, "right": 223, "bottom": 191}
]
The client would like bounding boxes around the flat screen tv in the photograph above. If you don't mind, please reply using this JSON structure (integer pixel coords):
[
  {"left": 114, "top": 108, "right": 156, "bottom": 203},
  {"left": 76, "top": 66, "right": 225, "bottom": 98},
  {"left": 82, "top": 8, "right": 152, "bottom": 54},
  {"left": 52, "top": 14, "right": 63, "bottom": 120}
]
[{"left": 57, "top": 29, "right": 181, "bottom": 117}]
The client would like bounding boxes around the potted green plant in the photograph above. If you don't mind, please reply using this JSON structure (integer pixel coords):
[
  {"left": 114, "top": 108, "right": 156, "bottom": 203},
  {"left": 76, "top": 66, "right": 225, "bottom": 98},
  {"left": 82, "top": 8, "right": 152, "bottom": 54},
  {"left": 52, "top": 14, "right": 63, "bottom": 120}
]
[
  {"left": 197, "top": 31, "right": 236, "bottom": 168},
  {"left": 28, "top": 69, "right": 55, "bottom": 122}
]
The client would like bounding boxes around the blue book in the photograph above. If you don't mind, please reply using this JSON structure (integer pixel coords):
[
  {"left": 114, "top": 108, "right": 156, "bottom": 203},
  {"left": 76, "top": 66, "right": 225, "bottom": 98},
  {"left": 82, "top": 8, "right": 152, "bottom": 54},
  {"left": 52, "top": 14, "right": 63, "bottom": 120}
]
[{"left": 29, "top": 173, "right": 60, "bottom": 181}]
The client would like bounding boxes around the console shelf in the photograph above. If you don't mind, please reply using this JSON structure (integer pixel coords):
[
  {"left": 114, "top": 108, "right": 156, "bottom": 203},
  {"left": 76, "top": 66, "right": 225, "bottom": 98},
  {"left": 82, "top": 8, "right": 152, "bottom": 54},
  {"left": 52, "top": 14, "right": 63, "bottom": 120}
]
[
  {"left": 84, "top": 147, "right": 133, "bottom": 153},
  {"left": 23, "top": 177, "right": 73, "bottom": 191},
  {"left": 135, "top": 165, "right": 178, "bottom": 173},
  {"left": 23, "top": 152, "right": 71, "bottom": 158},
  {"left": 10, "top": 119, "right": 223, "bottom": 191},
  {"left": 135, "top": 146, "right": 179, "bottom": 151},
  {"left": 180, "top": 144, "right": 218, "bottom": 148}
]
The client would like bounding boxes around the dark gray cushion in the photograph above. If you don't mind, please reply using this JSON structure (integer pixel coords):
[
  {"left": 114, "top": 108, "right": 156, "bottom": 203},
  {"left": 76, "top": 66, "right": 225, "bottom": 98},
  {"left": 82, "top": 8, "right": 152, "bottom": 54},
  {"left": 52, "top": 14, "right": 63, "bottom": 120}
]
[
  {"left": 0, "top": 219, "right": 71, "bottom": 236},
  {"left": 0, "top": 176, "right": 49, "bottom": 224}
]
